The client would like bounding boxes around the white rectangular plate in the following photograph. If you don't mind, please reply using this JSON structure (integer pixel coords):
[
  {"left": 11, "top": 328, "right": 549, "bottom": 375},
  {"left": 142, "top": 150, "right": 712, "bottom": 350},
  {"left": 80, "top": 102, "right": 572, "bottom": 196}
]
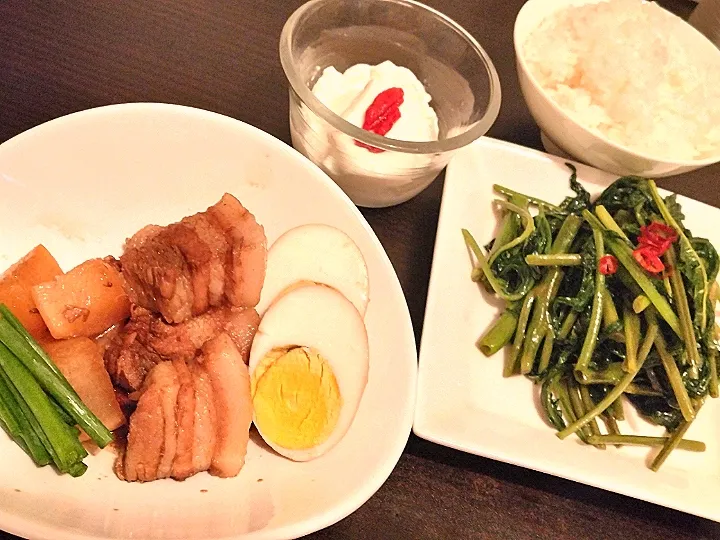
[{"left": 413, "top": 137, "right": 720, "bottom": 522}]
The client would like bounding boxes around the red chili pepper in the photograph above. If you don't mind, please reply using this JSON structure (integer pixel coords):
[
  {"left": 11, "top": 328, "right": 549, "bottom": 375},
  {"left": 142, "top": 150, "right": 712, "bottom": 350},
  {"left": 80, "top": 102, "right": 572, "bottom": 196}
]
[
  {"left": 637, "top": 222, "right": 678, "bottom": 253},
  {"left": 598, "top": 254, "right": 619, "bottom": 275},
  {"left": 354, "top": 87, "right": 404, "bottom": 153},
  {"left": 633, "top": 245, "right": 665, "bottom": 274},
  {"left": 631, "top": 220, "right": 677, "bottom": 274}
]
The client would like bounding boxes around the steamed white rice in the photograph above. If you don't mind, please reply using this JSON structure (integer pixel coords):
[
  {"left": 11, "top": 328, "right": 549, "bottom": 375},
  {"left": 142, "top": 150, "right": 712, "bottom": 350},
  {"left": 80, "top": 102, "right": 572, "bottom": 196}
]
[{"left": 524, "top": 0, "right": 720, "bottom": 161}]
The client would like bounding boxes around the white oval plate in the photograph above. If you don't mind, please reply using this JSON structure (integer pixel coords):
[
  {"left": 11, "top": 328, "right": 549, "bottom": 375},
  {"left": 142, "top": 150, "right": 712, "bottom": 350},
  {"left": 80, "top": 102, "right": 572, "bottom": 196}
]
[{"left": 0, "top": 103, "right": 417, "bottom": 540}]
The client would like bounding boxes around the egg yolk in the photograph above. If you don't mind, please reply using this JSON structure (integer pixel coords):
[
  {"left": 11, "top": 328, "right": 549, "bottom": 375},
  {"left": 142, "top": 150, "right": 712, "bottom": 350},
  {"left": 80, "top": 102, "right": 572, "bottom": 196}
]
[{"left": 251, "top": 346, "right": 342, "bottom": 450}]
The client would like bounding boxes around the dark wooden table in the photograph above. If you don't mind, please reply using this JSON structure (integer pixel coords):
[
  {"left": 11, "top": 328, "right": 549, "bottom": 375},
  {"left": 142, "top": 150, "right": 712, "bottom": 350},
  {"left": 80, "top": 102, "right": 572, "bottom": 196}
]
[{"left": 1, "top": 1, "right": 719, "bottom": 539}]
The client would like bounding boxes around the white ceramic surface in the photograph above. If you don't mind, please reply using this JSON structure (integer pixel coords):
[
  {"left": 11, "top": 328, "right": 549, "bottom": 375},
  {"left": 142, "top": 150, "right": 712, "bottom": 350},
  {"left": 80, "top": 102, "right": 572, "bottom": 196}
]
[
  {"left": 414, "top": 136, "right": 720, "bottom": 522},
  {"left": 0, "top": 103, "right": 418, "bottom": 540},
  {"left": 514, "top": 0, "right": 720, "bottom": 177}
]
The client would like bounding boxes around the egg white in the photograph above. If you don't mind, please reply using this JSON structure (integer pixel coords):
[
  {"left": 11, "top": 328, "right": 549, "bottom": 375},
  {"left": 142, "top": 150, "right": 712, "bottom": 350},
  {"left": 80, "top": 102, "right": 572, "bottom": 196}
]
[
  {"left": 249, "top": 283, "right": 369, "bottom": 461},
  {"left": 256, "top": 224, "right": 369, "bottom": 317}
]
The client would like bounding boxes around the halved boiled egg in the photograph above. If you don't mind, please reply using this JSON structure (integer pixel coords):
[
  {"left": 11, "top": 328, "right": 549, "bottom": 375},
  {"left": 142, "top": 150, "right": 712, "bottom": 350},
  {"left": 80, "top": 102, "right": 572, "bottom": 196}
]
[
  {"left": 248, "top": 283, "right": 369, "bottom": 461},
  {"left": 256, "top": 224, "right": 369, "bottom": 317}
]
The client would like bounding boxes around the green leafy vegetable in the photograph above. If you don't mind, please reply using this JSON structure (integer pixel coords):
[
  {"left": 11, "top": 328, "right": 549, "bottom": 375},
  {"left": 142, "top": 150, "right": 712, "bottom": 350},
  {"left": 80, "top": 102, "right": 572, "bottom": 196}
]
[
  {"left": 465, "top": 172, "right": 719, "bottom": 471},
  {"left": 558, "top": 164, "right": 591, "bottom": 214}
]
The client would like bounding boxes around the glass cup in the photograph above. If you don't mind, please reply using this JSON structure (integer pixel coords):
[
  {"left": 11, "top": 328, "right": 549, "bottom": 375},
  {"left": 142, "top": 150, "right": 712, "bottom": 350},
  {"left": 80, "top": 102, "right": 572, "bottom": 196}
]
[{"left": 279, "top": 0, "right": 501, "bottom": 208}]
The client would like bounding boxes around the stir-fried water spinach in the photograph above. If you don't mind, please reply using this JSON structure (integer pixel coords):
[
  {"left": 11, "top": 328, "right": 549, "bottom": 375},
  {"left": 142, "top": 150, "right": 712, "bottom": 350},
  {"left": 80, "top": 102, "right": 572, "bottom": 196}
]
[{"left": 463, "top": 167, "right": 720, "bottom": 470}]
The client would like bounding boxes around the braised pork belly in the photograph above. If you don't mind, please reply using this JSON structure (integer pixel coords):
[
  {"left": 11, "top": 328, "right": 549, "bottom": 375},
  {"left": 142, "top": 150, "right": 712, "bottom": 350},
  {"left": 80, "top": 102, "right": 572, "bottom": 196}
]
[
  {"left": 108, "top": 193, "right": 264, "bottom": 482},
  {"left": 117, "top": 333, "right": 252, "bottom": 482},
  {"left": 120, "top": 194, "right": 266, "bottom": 324}
]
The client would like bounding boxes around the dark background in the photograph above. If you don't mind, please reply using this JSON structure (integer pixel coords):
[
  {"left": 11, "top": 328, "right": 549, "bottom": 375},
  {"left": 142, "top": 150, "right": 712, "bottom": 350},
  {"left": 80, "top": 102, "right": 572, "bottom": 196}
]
[{"left": 1, "top": 1, "right": 719, "bottom": 539}]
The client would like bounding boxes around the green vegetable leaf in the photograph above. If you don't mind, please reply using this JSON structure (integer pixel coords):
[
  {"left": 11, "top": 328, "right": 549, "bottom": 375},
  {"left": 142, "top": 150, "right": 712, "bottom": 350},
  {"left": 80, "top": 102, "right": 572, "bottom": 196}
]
[
  {"left": 593, "top": 176, "right": 653, "bottom": 215},
  {"left": 683, "top": 361, "right": 709, "bottom": 398},
  {"left": 489, "top": 246, "right": 537, "bottom": 299},
  {"left": 690, "top": 238, "right": 719, "bottom": 284},
  {"left": 627, "top": 394, "right": 683, "bottom": 430},
  {"left": 555, "top": 241, "right": 595, "bottom": 313},
  {"left": 559, "top": 164, "right": 591, "bottom": 214},
  {"left": 664, "top": 193, "right": 686, "bottom": 224},
  {"left": 524, "top": 210, "right": 553, "bottom": 257}
]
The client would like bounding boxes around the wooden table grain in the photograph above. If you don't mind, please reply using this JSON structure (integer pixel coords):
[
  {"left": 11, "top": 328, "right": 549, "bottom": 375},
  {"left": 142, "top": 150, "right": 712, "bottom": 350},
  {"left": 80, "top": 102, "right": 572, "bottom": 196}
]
[{"left": 1, "top": 1, "right": 719, "bottom": 539}]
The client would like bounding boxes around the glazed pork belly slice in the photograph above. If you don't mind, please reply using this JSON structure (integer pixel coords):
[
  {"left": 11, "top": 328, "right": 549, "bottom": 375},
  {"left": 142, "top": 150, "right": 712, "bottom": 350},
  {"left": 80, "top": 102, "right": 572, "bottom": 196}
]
[
  {"left": 122, "top": 361, "right": 180, "bottom": 482},
  {"left": 120, "top": 225, "right": 195, "bottom": 324},
  {"left": 144, "top": 307, "right": 226, "bottom": 361},
  {"left": 119, "top": 333, "right": 253, "bottom": 482},
  {"left": 104, "top": 306, "right": 164, "bottom": 392},
  {"left": 199, "top": 332, "right": 253, "bottom": 478},
  {"left": 217, "top": 306, "right": 260, "bottom": 363},
  {"left": 206, "top": 193, "right": 267, "bottom": 309},
  {"left": 189, "top": 360, "right": 217, "bottom": 475},
  {"left": 181, "top": 213, "right": 230, "bottom": 307},
  {"left": 163, "top": 221, "right": 214, "bottom": 317},
  {"left": 171, "top": 359, "right": 197, "bottom": 481},
  {"left": 147, "top": 306, "right": 259, "bottom": 362},
  {"left": 122, "top": 220, "right": 219, "bottom": 322},
  {"left": 120, "top": 219, "right": 217, "bottom": 323},
  {"left": 119, "top": 193, "right": 266, "bottom": 324},
  {"left": 104, "top": 305, "right": 260, "bottom": 391}
]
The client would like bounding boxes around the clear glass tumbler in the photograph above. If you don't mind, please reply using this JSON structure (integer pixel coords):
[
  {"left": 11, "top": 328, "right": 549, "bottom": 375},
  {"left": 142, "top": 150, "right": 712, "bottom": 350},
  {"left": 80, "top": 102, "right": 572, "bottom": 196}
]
[{"left": 279, "top": 0, "right": 501, "bottom": 208}]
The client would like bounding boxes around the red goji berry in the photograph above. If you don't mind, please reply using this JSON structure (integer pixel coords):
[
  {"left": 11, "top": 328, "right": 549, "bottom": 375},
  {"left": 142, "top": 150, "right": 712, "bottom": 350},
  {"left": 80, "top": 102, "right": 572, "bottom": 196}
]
[
  {"left": 354, "top": 87, "right": 404, "bottom": 153},
  {"left": 598, "top": 254, "right": 619, "bottom": 275}
]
